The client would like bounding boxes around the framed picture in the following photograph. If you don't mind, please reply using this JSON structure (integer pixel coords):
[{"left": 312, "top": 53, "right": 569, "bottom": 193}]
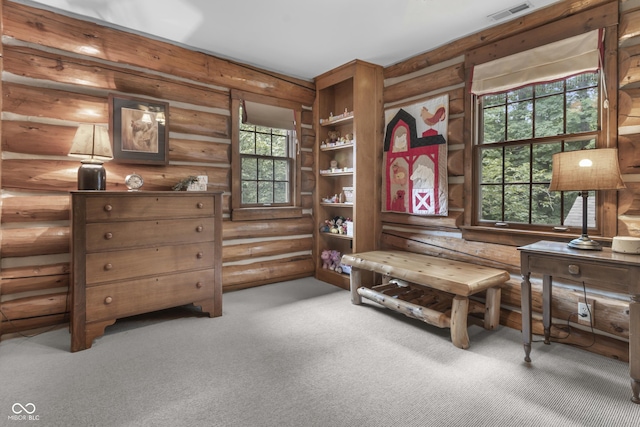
[{"left": 109, "top": 94, "right": 169, "bottom": 165}]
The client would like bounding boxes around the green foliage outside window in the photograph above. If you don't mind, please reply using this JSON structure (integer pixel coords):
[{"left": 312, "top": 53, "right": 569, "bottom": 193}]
[
  {"left": 239, "top": 119, "right": 291, "bottom": 206},
  {"left": 478, "top": 73, "right": 599, "bottom": 227}
]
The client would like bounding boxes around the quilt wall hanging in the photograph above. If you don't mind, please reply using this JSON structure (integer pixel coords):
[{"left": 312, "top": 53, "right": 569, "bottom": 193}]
[{"left": 383, "top": 94, "right": 449, "bottom": 216}]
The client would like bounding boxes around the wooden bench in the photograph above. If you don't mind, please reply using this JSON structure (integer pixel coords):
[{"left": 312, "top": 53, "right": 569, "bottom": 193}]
[{"left": 341, "top": 250, "right": 510, "bottom": 349}]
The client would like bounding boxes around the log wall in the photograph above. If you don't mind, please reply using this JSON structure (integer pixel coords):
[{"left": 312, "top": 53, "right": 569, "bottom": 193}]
[
  {"left": 0, "top": 0, "right": 316, "bottom": 338},
  {"left": 380, "top": 0, "right": 638, "bottom": 361}
]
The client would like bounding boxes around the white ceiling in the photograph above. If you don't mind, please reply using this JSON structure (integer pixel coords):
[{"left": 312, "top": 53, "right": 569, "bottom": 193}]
[{"left": 20, "top": 0, "right": 563, "bottom": 81}]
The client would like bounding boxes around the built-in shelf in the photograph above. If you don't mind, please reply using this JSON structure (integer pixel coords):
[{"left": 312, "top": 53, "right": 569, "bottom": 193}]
[
  {"left": 314, "top": 60, "right": 382, "bottom": 289},
  {"left": 320, "top": 142, "right": 354, "bottom": 151}
]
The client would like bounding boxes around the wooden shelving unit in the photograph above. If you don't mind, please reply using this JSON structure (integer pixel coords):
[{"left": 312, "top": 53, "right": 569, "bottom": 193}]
[{"left": 313, "top": 60, "right": 383, "bottom": 289}]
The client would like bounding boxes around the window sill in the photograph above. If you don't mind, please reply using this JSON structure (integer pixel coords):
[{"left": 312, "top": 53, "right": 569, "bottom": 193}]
[
  {"left": 460, "top": 225, "right": 612, "bottom": 248},
  {"left": 231, "top": 206, "right": 302, "bottom": 221}
]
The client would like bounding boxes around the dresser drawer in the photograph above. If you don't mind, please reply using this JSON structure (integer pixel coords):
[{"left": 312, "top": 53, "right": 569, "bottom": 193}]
[
  {"left": 85, "top": 269, "right": 215, "bottom": 322},
  {"left": 84, "top": 194, "right": 214, "bottom": 221},
  {"left": 86, "top": 218, "right": 215, "bottom": 251},
  {"left": 528, "top": 255, "right": 630, "bottom": 286},
  {"left": 85, "top": 242, "right": 215, "bottom": 285}
]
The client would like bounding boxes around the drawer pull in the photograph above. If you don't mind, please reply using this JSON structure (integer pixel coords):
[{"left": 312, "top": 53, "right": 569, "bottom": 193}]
[
  {"left": 197, "top": 202, "right": 204, "bottom": 209},
  {"left": 104, "top": 232, "right": 113, "bottom": 240},
  {"left": 196, "top": 282, "right": 203, "bottom": 289},
  {"left": 104, "top": 204, "right": 113, "bottom": 212},
  {"left": 104, "top": 263, "right": 113, "bottom": 271},
  {"left": 196, "top": 225, "right": 203, "bottom": 232},
  {"left": 104, "top": 296, "right": 113, "bottom": 304},
  {"left": 196, "top": 252, "right": 203, "bottom": 259},
  {"left": 568, "top": 264, "right": 580, "bottom": 275}
]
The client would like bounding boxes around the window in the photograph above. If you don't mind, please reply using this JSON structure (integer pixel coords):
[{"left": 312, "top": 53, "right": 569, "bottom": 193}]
[
  {"left": 476, "top": 72, "right": 600, "bottom": 230},
  {"left": 464, "top": 15, "right": 619, "bottom": 244},
  {"left": 239, "top": 116, "right": 292, "bottom": 206},
  {"left": 230, "top": 90, "right": 303, "bottom": 221}
]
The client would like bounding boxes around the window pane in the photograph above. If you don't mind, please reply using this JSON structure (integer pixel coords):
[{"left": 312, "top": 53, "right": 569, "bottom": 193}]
[
  {"left": 480, "top": 185, "right": 503, "bottom": 221},
  {"left": 507, "top": 101, "right": 533, "bottom": 140},
  {"left": 258, "top": 158, "right": 273, "bottom": 180},
  {"left": 240, "top": 122, "right": 255, "bottom": 132},
  {"left": 566, "top": 73, "right": 598, "bottom": 90},
  {"left": 535, "top": 81, "right": 563, "bottom": 96},
  {"left": 239, "top": 131, "right": 255, "bottom": 154},
  {"left": 274, "top": 182, "right": 288, "bottom": 203},
  {"left": 272, "top": 135, "right": 287, "bottom": 157},
  {"left": 483, "top": 106, "right": 506, "bottom": 143},
  {"left": 507, "top": 87, "right": 532, "bottom": 102},
  {"left": 258, "top": 181, "right": 273, "bottom": 204},
  {"left": 274, "top": 159, "right": 289, "bottom": 181},
  {"left": 480, "top": 147, "right": 502, "bottom": 184},
  {"left": 483, "top": 93, "right": 506, "bottom": 107},
  {"left": 563, "top": 190, "right": 595, "bottom": 228},
  {"left": 535, "top": 94, "right": 564, "bottom": 138},
  {"left": 532, "top": 184, "right": 560, "bottom": 225},
  {"left": 532, "top": 142, "right": 560, "bottom": 183},
  {"left": 242, "top": 181, "right": 257, "bottom": 204},
  {"left": 241, "top": 157, "right": 257, "bottom": 180},
  {"left": 256, "top": 133, "right": 271, "bottom": 156},
  {"left": 566, "top": 88, "right": 598, "bottom": 133},
  {"left": 504, "top": 145, "right": 529, "bottom": 184},
  {"left": 504, "top": 184, "right": 530, "bottom": 223},
  {"left": 565, "top": 138, "right": 595, "bottom": 152}
]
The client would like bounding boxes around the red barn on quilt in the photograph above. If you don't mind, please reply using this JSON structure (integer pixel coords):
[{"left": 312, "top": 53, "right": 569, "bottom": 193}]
[{"left": 383, "top": 96, "right": 448, "bottom": 216}]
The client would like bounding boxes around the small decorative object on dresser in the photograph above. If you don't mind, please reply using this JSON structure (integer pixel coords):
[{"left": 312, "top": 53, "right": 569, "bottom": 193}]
[
  {"left": 124, "top": 173, "right": 143, "bottom": 191},
  {"left": 70, "top": 190, "right": 223, "bottom": 351}
]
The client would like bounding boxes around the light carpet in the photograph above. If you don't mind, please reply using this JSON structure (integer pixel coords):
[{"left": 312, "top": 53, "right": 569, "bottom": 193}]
[{"left": 1, "top": 277, "right": 639, "bottom": 427}]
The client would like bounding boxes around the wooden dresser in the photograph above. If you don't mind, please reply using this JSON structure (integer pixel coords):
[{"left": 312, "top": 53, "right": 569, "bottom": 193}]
[{"left": 70, "top": 191, "right": 223, "bottom": 352}]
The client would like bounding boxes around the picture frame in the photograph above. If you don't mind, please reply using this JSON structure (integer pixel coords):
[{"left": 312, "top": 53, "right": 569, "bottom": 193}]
[{"left": 108, "top": 94, "right": 169, "bottom": 165}]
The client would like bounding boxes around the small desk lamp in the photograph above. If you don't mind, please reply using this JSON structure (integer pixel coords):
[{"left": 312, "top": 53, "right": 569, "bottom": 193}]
[
  {"left": 549, "top": 148, "right": 625, "bottom": 250},
  {"left": 69, "top": 124, "right": 113, "bottom": 190}
]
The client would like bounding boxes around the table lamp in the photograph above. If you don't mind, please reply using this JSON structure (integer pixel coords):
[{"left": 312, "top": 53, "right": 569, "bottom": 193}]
[
  {"left": 548, "top": 148, "right": 625, "bottom": 250},
  {"left": 69, "top": 124, "right": 113, "bottom": 190}
]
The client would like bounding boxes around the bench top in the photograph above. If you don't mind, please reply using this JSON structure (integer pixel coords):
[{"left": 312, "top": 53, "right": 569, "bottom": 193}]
[{"left": 341, "top": 250, "right": 510, "bottom": 296}]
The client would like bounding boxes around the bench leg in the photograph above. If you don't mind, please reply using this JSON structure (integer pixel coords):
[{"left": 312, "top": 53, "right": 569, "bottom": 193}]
[
  {"left": 350, "top": 268, "right": 362, "bottom": 305},
  {"left": 450, "top": 295, "right": 470, "bottom": 349},
  {"left": 484, "top": 287, "right": 502, "bottom": 330}
]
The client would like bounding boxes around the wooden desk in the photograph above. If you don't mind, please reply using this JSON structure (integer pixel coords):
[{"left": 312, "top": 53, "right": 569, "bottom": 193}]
[{"left": 519, "top": 240, "right": 640, "bottom": 403}]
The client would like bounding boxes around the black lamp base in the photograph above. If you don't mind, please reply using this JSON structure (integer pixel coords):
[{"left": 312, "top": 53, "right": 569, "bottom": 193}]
[{"left": 78, "top": 162, "right": 106, "bottom": 190}]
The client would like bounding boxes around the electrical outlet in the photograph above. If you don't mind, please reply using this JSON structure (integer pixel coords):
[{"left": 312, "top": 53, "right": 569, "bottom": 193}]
[{"left": 578, "top": 302, "right": 592, "bottom": 324}]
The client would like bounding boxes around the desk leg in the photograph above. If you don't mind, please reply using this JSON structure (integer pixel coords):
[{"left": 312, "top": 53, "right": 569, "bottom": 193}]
[
  {"left": 630, "top": 295, "right": 640, "bottom": 404},
  {"left": 350, "top": 268, "right": 362, "bottom": 305},
  {"left": 543, "top": 275, "right": 552, "bottom": 345},
  {"left": 521, "top": 272, "right": 532, "bottom": 363}
]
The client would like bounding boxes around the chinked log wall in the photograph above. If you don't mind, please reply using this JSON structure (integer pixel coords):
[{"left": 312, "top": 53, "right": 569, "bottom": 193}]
[
  {"left": 380, "top": 0, "right": 638, "bottom": 362},
  {"left": 0, "top": 0, "right": 316, "bottom": 338}
]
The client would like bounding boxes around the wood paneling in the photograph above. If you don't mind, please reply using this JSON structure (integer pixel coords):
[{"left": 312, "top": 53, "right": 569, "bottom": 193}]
[{"left": 0, "top": 0, "right": 316, "bottom": 339}]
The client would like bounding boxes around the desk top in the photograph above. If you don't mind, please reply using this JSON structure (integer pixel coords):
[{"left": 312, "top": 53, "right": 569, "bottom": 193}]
[
  {"left": 341, "top": 250, "right": 510, "bottom": 296},
  {"left": 518, "top": 240, "right": 640, "bottom": 267}
]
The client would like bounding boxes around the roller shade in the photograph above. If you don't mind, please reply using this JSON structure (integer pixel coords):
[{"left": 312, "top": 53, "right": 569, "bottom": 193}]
[
  {"left": 242, "top": 100, "right": 295, "bottom": 130},
  {"left": 470, "top": 29, "right": 602, "bottom": 96}
]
